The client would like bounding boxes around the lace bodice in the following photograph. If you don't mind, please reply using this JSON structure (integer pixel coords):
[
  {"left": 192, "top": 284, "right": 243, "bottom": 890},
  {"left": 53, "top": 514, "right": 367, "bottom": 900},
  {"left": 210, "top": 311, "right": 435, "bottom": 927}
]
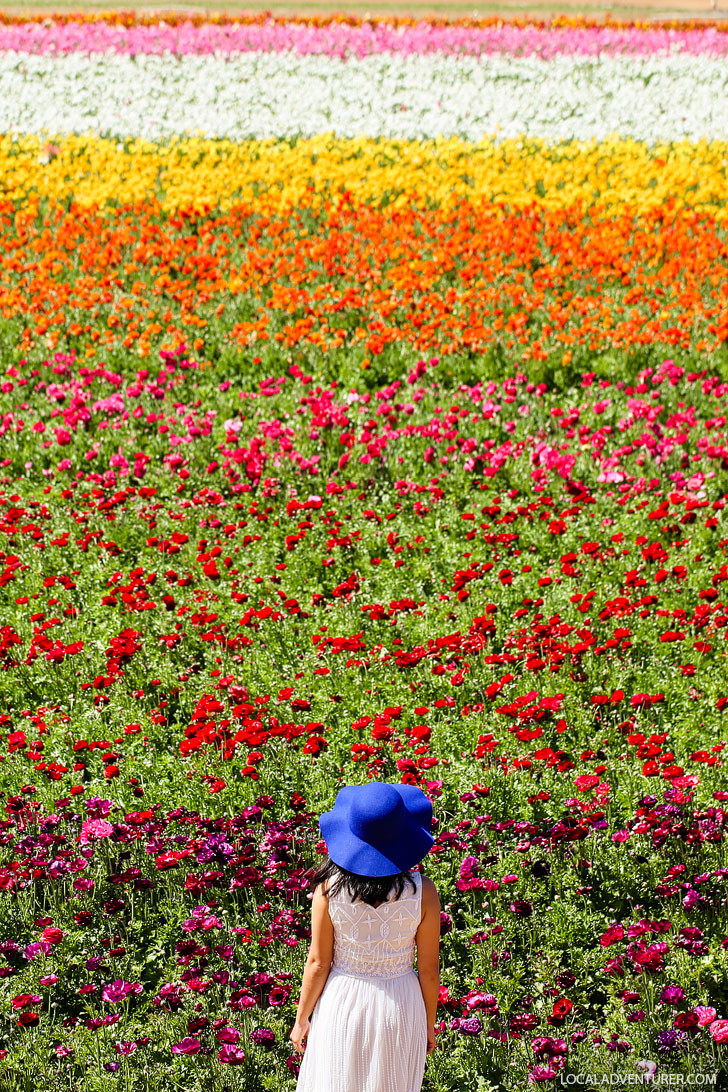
[{"left": 327, "top": 871, "right": 423, "bottom": 979}]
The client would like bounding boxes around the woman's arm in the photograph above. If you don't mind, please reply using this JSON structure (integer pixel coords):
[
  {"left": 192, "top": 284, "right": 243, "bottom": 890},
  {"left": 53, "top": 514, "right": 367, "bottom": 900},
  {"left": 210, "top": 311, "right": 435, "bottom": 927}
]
[
  {"left": 415, "top": 875, "right": 441, "bottom": 1054},
  {"left": 289, "top": 883, "right": 334, "bottom": 1054}
]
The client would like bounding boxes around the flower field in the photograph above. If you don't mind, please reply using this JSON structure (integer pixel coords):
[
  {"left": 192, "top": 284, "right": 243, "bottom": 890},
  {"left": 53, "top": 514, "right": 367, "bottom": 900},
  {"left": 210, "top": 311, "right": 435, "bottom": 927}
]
[{"left": 2, "top": 11, "right": 728, "bottom": 1091}]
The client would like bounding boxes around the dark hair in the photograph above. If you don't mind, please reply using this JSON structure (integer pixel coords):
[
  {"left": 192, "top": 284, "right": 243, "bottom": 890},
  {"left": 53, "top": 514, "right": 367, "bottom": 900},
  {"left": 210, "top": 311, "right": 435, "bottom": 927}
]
[{"left": 307, "top": 856, "right": 418, "bottom": 907}]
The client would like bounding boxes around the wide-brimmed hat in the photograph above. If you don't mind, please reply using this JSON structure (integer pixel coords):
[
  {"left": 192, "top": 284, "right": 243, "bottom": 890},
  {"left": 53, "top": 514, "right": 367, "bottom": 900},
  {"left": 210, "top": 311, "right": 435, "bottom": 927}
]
[{"left": 319, "top": 782, "right": 434, "bottom": 877}]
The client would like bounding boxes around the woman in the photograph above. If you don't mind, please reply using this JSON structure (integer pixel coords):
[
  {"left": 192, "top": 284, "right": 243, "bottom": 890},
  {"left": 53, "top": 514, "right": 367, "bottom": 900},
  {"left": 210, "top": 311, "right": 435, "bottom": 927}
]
[{"left": 290, "top": 781, "right": 441, "bottom": 1092}]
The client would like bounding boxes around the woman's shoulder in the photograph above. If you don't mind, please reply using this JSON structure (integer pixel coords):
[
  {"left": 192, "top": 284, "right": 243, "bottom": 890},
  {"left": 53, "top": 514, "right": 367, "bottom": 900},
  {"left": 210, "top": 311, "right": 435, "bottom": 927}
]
[{"left": 418, "top": 873, "right": 440, "bottom": 904}]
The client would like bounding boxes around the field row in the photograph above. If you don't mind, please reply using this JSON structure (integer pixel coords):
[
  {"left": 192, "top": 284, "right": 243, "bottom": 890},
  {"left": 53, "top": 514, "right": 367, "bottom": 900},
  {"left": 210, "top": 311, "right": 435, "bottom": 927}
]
[
  {"left": 1, "top": 18, "right": 728, "bottom": 56},
  {"left": 1, "top": 52, "right": 726, "bottom": 141}
]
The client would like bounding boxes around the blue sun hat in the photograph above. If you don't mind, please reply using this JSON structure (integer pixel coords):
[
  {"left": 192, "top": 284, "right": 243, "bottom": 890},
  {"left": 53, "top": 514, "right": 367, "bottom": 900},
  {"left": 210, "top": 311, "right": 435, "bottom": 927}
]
[{"left": 319, "top": 782, "right": 434, "bottom": 877}]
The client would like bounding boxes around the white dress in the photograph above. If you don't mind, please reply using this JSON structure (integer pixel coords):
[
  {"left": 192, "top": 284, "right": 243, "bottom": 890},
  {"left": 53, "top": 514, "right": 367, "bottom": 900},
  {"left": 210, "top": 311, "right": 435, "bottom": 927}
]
[{"left": 296, "top": 869, "right": 428, "bottom": 1092}]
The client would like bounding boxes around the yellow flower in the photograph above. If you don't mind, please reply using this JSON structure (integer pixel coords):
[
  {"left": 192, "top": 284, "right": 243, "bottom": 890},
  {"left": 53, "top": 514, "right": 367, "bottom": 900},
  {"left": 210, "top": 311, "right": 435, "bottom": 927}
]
[{"left": 1, "top": 134, "right": 726, "bottom": 219}]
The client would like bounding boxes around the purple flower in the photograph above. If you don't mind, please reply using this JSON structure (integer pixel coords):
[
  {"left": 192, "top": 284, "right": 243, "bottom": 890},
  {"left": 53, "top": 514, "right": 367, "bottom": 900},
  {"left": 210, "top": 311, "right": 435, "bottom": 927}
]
[
  {"left": 114, "top": 1042, "right": 137, "bottom": 1056},
  {"left": 656, "top": 1028, "right": 688, "bottom": 1053},
  {"left": 250, "top": 1027, "right": 276, "bottom": 1050},
  {"left": 458, "top": 1018, "right": 483, "bottom": 1036},
  {"left": 196, "top": 834, "right": 234, "bottom": 863},
  {"left": 659, "top": 986, "right": 685, "bottom": 1005},
  {"left": 171, "top": 1037, "right": 201, "bottom": 1055}
]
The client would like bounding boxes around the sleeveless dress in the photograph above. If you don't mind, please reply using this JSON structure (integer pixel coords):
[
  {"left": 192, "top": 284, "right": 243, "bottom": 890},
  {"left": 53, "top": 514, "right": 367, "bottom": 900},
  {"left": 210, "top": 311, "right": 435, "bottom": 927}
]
[{"left": 296, "top": 870, "right": 428, "bottom": 1092}]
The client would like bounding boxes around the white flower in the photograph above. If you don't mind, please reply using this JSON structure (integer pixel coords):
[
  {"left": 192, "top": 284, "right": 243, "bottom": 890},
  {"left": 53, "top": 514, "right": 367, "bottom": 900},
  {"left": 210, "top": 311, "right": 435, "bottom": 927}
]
[{"left": 0, "top": 50, "right": 726, "bottom": 142}]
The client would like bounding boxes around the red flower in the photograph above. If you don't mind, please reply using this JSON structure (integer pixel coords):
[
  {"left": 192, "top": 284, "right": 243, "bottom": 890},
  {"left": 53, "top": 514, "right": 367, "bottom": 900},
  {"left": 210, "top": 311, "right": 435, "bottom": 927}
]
[{"left": 552, "top": 998, "right": 573, "bottom": 1018}]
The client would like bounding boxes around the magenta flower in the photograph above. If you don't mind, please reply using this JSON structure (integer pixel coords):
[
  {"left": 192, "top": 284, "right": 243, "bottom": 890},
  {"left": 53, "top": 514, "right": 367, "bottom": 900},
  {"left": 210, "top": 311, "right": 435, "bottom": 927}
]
[
  {"left": 101, "top": 980, "right": 143, "bottom": 1004},
  {"left": 171, "top": 1038, "right": 201, "bottom": 1055},
  {"left": 528, "top": 1066, "right": 560, "bottom": 1083},
  {"left": 23, "top": 941, "right": 51, "bottom": 961},
  {"left": 458, "top": 1017, "right": 483, "bottom": 1035},
  {"left": 268, "top": 985, "right": 290, "bottom": 1007},
  {"left": 217, "top": 1045, "right": 246, "bottom": 1065},
  {"left": 216, "top": 1026, "right": 240, "bottom": 1044}
]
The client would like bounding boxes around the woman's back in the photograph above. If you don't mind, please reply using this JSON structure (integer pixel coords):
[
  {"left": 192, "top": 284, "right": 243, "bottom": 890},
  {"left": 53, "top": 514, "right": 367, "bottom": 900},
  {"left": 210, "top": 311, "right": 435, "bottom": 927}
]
[
  {"left": 292, "top": 782, "right": 440, "bottom": 1092},
  {"left": 296, "top": 871, "right": 430, "bottom": 1092},
  {"left": 328, "top": 871, "right": 423, "bottom": 980}
]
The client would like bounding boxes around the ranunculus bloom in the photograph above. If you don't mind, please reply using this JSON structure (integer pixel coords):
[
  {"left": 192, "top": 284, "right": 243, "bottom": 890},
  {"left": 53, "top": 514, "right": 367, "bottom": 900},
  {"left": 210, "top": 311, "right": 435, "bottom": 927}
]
[
  {"left": 102, "top": 979, "right": 143, "bottom": 1004},
  {"left": 600, "top": 925, "right": 625, "bottom": 947},
  {"left": 458, "top": 1017, "right": 483, "bottom": 1036},
  {"left": 217, "top": 1045, "right": 246, "bottom": 1065},
  {"left": 709, "top": 1019, "right": 728, "bottom": 1043},
  {"left": 268, "top": 985, "right": 290, "bottom": 1007},
  {"left": 695, "top": 1006, "right": 717, "bottom": 1027},
  {"left": 250, "top": 1027, "right": 276, "bottom": 1050},
  {"left": 171, "top": 1037, "right": 201, "bottom": 1055},
  {"left": 216, "top": 1026, "right": 240, "bottom": 1044},
  {"left": 286, "top": 1055, "right": 301, "bottom": 1077},
  {"left": 79, "top": 819, "right": 114, "bottom": 844},
  {"left": 660, "top": 985, "right": 685, "bottom": 1005}
]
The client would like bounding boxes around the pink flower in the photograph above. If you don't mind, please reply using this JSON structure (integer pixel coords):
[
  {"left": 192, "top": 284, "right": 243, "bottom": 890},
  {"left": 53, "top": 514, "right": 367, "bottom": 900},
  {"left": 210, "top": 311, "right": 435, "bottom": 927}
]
[
  {"left": 695, "top": 1006, "right": 717, "bottom": 1027},
  {"left": 79, "top": 819, "right": 114, "bottom": 844},
  {"left": 709, "top": 1019, "right": 728, "bottom": 1043}
]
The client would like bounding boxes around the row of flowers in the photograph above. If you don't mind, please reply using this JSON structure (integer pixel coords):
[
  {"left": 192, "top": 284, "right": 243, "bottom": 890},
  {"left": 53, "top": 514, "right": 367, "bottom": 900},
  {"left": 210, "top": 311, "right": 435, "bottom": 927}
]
[
  {"left": 2, "top": 51, "right": 726, "bottom": 142},
  {"left": 1, "top": 18, "right": 728, "bottom": 58},
  {"left": 4, "top": 134, "right": 727, "bottom": 217},
  {"left": 2, "top": 200, "right": 726, "bottom": 367},
  {"left": 1, "top": 12, "right": 726, "bottom": 29}
]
